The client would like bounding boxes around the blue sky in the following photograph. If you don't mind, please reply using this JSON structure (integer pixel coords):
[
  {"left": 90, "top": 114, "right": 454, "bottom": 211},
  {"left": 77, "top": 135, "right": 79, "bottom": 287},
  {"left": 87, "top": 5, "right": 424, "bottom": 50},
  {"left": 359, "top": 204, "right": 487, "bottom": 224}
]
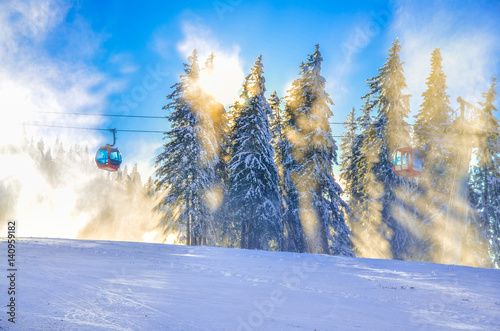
[{"left": 1, "top": 0, "right": 499, "bottom": 178}]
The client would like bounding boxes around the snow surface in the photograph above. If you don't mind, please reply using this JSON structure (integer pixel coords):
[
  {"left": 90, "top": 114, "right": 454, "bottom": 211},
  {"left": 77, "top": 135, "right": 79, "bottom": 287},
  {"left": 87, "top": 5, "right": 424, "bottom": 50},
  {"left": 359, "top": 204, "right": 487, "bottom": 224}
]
[{"left": 1, "top": 238, "right": 499, "bottom": 330}]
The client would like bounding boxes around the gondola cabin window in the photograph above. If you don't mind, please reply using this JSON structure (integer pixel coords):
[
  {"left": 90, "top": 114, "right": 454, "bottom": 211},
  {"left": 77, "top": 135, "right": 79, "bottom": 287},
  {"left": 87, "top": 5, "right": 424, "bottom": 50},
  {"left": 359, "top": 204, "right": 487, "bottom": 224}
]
[
  {"left": 392, "top": 147, "right": 422, "bottom": 177},
  {"left": 95, "top": 145, "right": 122, "bottom": 172}
]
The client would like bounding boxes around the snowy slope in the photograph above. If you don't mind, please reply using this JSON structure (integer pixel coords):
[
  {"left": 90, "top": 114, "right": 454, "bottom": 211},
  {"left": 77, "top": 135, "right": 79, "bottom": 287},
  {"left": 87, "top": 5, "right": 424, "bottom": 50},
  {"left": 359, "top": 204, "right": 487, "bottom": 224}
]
[{"left": 1, "top": 238, "right": 499, "bottom": 330}]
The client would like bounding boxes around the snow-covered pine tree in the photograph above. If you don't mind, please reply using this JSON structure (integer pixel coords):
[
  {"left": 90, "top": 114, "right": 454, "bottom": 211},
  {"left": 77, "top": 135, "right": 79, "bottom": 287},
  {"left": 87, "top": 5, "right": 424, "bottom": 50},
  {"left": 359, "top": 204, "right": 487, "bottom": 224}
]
[
  {"left": 358, "top": 39, "right": 418, "bottom": 260},
  {"left": 155, "top": 49, "right": 219, "bottom": 246},
  {"left": 414, "top": 49, "right": 451, "bottom": 150},
  {"left": 349, "top": 93, "right": 401, "bottom": 258},
  {"left": 127, "top": 164, "right": 142, "bottom": 189},
  {"left": 269, "top": 90, "right": 302, "bottom": 252},
  {"left": 143, "top": 176, "right": 156, "bottom": 197},
  {"left": 269, "top": 90, "right": 285, "bottom": 177},
  {"left": 352, "top": 96, "right": 374, "bottom": 210},
  {"left": 469, "top": 77, "right": 499, "bottom": 267},
  {"left": 339, "top": 107, "right": 368, "bottom": 253},
  {"left": 412, "top": 48, "right": 454, "bottom": 260},
  {"left": 227, "top": 56, "right": 282, "bottom": 250},
  {"left": 269, "top": 90, "right": 286, "bottom": 224},
  {"left": 356, "top": 89, "right": 393, "bottom": 258},
  {"left": 221, "top": 88, "right": 246, "bottom": 248},
  {"left": 285, "top": 44, "right": 352, "bottom": 256},
  {"left": 340, "top": 107, "right": 358, "bottom": 203}
]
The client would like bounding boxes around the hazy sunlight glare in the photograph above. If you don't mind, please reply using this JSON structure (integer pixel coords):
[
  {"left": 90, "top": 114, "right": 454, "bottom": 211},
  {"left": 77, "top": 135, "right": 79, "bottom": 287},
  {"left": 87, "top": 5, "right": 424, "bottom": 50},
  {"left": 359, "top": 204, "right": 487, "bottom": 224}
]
[{"left": 198, "top": 57, "right": 245, "bottom": 106}]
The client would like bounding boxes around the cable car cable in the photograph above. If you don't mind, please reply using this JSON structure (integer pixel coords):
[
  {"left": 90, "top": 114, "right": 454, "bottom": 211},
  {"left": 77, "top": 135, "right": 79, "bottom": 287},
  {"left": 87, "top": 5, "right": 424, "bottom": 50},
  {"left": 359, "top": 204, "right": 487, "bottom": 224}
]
[
  {"left": 30, "top": 111, "right": 389, "bottom": 126},
  {"left": 34, "top": 110, "right": 354, "bottom": 127},
  {"left": 22, "top": 123, "right": 165, "bottom": 134},
  {"left": 30, "top": 111, "right": 166, "bottom": 119},
  {"left": 23, "top": 122, "right": 344, "bottom": 137},
  {"left": 28, "top": 110, "right": 424, "bottom": 132}
]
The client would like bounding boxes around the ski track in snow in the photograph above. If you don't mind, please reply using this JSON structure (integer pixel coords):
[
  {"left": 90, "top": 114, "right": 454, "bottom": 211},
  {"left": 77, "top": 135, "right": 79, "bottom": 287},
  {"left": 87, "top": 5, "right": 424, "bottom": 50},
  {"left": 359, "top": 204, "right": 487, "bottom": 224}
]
[{"left": 0, "top": 238, "right": 499, "bottom": 330}]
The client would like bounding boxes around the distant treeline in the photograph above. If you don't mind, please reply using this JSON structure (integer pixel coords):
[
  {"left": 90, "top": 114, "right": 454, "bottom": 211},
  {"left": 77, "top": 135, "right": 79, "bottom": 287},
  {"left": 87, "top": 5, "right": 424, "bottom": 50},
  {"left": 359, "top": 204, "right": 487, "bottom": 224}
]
[{"left": 0, "top": 137, "right": 162, "bottom": 242}]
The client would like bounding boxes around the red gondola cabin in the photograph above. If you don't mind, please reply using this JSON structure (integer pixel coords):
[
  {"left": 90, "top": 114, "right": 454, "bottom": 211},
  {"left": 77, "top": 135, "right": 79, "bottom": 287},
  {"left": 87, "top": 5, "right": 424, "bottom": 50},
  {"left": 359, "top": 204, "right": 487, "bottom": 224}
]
[
  {"left": 392, "top": 147, "right": 422, "bottom": 177},
  {"left": 95, "top": 145, "right": 122, "bottom": 172}
]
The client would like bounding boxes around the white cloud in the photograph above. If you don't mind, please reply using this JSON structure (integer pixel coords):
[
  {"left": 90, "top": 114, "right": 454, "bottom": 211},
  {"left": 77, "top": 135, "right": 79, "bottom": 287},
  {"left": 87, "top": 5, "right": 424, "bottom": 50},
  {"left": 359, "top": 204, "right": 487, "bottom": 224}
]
[
  {"left": 0, "top": 0, "right": 120, "bottom": 148},
  {"left": 176, "top": 21, "right": 245, "bottom": 106},
  {"left": 0, "top": 0, "right": 68, "bottom": 50}
]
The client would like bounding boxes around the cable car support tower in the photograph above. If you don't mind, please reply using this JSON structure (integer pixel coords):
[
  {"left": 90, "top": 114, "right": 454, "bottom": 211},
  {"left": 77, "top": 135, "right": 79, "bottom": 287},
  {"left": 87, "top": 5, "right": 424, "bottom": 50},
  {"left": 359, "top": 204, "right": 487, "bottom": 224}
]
[{"left": 441, "top": 97, "right": 497, "bottom": 265}]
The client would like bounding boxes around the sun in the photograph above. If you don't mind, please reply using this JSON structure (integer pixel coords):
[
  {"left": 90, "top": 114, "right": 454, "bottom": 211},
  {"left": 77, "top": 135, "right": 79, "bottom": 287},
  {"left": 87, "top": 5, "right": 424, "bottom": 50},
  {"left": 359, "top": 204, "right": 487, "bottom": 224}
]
[{"left": 198, "top": 55, "right": 245, "bottom": 106}]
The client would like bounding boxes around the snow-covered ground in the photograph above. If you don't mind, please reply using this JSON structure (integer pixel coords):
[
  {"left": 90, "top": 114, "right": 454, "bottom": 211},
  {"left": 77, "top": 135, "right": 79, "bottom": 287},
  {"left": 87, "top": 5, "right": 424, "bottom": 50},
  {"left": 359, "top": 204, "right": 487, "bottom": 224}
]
[{"left": 1, "top": 238, "right": 499, "bottom": 330}]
